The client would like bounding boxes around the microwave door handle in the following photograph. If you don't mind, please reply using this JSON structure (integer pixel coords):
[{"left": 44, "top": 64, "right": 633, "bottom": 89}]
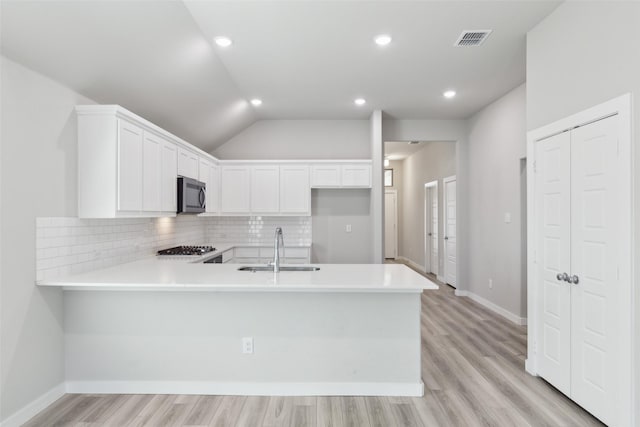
[{"left": 199, "top": 187, "right": 206, "bottom": 208}]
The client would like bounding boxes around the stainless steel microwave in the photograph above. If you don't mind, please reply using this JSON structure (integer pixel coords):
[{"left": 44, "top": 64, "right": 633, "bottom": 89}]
[{"left": 177, "top": 177, "right": 206, "bottom": 214}]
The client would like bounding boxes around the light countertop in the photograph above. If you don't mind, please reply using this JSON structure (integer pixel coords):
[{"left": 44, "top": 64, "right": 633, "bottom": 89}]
[{"left": 37, "top": 257, "right": 438, "bottom": 293}]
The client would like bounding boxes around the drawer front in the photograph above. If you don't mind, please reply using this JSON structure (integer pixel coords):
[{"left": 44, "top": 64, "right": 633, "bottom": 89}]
[
  {"left": 284, "top": 247, "right": 309, "bottom": 258},
  {"left": 234, "top": 247, "right": 260, "bottom": 258},
  {"left": 234, "top": 257, "right": 260, "bottom": 264},
  {"left": 283, "top": 257, "right": 309, "bottom": 264},
  {"left": 222, "top": 250, "right": 233, "bottom": 263}
]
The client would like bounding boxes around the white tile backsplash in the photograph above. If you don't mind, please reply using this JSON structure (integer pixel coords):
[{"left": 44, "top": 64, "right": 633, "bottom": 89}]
[
  {"left": 205, "top": 216, "right": 312, "bottom": 246},
  {"left": 35, "top": 215, "right": 312, "bottom": 280}
]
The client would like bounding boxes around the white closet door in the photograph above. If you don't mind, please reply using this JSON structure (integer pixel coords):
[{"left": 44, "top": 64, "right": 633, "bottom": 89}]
[
  {"left": 535, "top": 131, "right": 572, "bottom": 396},
  {"left": 443, "top": 177, "right": 456, "bottom": 287},
  {"left": 569, "top": 115, "right": 618, "bottom": 424},
  {"left": 430, "top": 188, "right": 438, "bottom": 276}
]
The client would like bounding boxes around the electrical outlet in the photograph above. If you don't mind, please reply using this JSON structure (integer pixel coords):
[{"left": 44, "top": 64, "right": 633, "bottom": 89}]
[
  {"left": 489, "top": 279, "right": 493, "bottom": 289},
  {"left": 345, "top": 224, "right": 352, "bottom": 233},
  {"left": 242, "top": 337, "right": 253, "bottom": 354},
  {"left": 504, "top": 212, "right": 511, "bottom": 223}
]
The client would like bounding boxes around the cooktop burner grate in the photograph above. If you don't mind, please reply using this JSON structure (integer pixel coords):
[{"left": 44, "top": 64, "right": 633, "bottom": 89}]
[{"left": 157, "top": 246, "right": 216, "bottom": 256}]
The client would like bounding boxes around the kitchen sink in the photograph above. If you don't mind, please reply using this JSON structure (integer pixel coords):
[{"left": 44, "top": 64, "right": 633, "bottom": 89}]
[{"left": 238, "top": 266, "right": 320, "bottom": 272}]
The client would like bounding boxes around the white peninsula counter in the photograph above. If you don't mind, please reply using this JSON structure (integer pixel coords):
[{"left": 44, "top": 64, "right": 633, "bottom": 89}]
[{"left": 39, "top": 259, "right": 437, "bottom": 397}]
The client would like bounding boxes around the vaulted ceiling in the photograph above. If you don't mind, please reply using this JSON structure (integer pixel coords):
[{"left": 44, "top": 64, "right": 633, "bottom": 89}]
[{"left": 1, "top": 1, "right": 560, "bottom": 152}]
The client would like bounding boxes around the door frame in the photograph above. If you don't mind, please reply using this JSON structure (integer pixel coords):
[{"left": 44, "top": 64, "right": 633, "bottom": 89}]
[
  {"left": 525, "top": 94, "right": 633, "bottom": 425},
  {"left": 384, "top": 189, "right": 398, "bottom": 259},
  {"left": 442, "top": 175, "right": 457, "bottom": 286},
  {"left": 424, "top": 181, "right": 438, "bottom": 276}
]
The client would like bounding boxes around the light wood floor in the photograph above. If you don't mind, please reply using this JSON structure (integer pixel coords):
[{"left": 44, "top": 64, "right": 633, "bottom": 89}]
[{"left": 24, "top": 265, "right": 603, "bottom": 427}]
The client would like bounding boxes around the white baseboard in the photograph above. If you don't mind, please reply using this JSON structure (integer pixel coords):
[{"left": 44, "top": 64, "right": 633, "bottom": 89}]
[
  {"left": 396, "top": 257, "right": 426, "bottom": 273},
  {"left": 454, "top": 290, "right": 527, "bottom": 326},
  {"left": 525, "top": 359, "right": 537, "bottom": 376},
  {"left": 66, "top": 380, "right": 425, "bottom": 397},
  {"left": 0, "top": 383, "right": 65, "bottom": 427}
]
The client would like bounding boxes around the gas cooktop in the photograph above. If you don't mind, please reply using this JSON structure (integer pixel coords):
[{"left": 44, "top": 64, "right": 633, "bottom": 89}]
[{"left": 157, "top": 246, "right": 216, "bottom": 256}]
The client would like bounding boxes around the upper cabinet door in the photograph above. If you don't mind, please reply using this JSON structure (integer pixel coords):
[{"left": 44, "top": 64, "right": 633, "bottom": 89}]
[
  {"left": 251, "top": 166, "right": 280, "bottom": 214},
  {"left": 199, "top": 158, "right": 219, "bottom": 214},
  {"left": 220, "top": 166, "right": 251, "bottom": 214},
  {"left": 341, "top": 164, "right": 371, "bottom": 187},
  {"left": 117, "top": 120, "right": 143, "bottom": 212},
  {"left": 311, "top": 165, "right": 341, "bottom": 187},
  {"left": 177, "top": 147, "right": 199, "bottom": 179},
  {"left": 142, "top": 132, "right": 162, "bottom": 212},
  {"left": 280, "top": 165, "right": 310, "bottom": 215},
  {"left": 161, "top": 140, "right": 177, "bottom": 213}
]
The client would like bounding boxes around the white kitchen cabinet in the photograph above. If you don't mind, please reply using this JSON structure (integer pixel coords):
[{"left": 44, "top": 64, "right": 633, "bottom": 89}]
[
  {"left": 341, "top": 164, "right": 371, "bottom": 187},
  {"left": 117, "top": 120, "right": 143, "bottom": 212},
  {"left": 311, "top": 164, "right": 341, "bottom": 187},
  {"left": 199, "top": 158, "right": 219, "bottom": 214},
  {"left": 177, "top": 147, "right": 199, "bottom": 179},
  {"left": 77, "top": 105, "right": 214, "bottom": 218},
  {"left": 142, "top": 131, "right": 163, "bottom": 212},
  {"left": 280, "top": 165, "right": 310, "bottom": 214},
  {"left": 220, "top": 166, "right": 251, "bottom": 214},
  {"left": 160, "top": 140, "right": 177, "bottom": 213},
  {"left": 310, "top": 163, "right": 372, "bottom": 188},
  {"left": 251, "top": 165, "right": 280, "bottom": 214},
  {"left": 231, "top": 246, "right": 310, "bottom": 265}
]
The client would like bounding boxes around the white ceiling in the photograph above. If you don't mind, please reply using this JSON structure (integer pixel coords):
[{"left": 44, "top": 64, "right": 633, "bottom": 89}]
[
  {"left": 0, "top": 0, "right": 256, "bottom": 151},
  {"left": 184, "top": 1, "right": 559, "bottom": 120},
  {"left": 1, "top": 1, "right": 560, "bottom": 152}
]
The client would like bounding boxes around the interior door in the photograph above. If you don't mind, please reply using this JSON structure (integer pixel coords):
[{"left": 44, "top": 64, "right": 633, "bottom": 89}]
[
  {"left": 384, "top": 191, "right": 397, "bottom": 259},
  {"left": 535, "top": 131, "right": 572, "bottom": 396},
  {"left": 430, "top": 187, "right": 438, "bottom": 275},
  {"left": 569, "top": 115, "right": 618, "bottom": 424},
  {"left": 444, "top": 177, "right": 457, "bottom": 287}
]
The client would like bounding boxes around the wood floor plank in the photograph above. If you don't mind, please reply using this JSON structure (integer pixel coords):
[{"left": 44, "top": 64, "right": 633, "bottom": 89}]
[
  {"left": 183, "top": 395, "right": 224, "bottom": 426},
  {"left": 317, "top": 396, "right": 343, "bottom": 427},
  {"left": 262, "top": 396, "right": 293, "bottom": 427},
  {"left": 235, "top": 396, "right": 269, "bottom": 427},
  {"left": 207, "top": 396, "right": 246, "bottom": 427}
]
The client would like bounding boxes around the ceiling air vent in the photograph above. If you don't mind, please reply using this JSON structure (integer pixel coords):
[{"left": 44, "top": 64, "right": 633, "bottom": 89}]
[{"left": 454, "top": 30, "right": 492, "bottom": 47}]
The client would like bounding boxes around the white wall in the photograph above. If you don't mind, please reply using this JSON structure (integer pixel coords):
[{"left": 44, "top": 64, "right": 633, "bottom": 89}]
[
  {"left": 213, "top": 120, "right": 370, "bottom": 160},
  {"left": 467, "top": 84, "right": 526, "bottom": 318},
  {"left": 0, "top": 56, "right": 95, "bottom": 422},
  {"left": 527, "top": 3, "right": 640, "bottom": 422},
  {"left": 382, "top": 119, "right": 469, "bottom": 290},
  {"left": 395, "top": 142, "right": 456, "bottom": 273},
  {"left": 311, "top": 190, "right": 372, "bottom": 264}
]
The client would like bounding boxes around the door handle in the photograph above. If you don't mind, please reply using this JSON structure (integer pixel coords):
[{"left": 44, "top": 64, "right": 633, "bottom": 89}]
[
  {"left": 569, "top": 275, "right": 579, "bottom": 285},
  {"left": 199, "top": 188, "right": 206, "bottom": 208},
  {"left": 444, "top": 236, "right": 449, "bottom": 240},
  {"left": 428, "top": 233, "right": 432, "bottom": 236},
  {"left": 556, "top": 272, "right": 569, "bottom": 282}
]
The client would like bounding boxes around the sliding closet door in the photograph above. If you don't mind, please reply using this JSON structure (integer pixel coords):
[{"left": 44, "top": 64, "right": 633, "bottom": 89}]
[
  {"left": 569, "top": 115, "right": 619, "bottom": 424},
  {"left": 535, "top": 131, "right": 572, "bottom": 396}
]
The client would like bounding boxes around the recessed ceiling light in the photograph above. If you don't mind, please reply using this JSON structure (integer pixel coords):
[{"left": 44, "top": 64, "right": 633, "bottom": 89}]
[
  {"left": 354, "top": 98, "right": 366, "bottom": 106},
  {"left": 443, "top": 90, "right": 456, "bottom": 99},
  {"left": 374, "top": 34, "right": 392, "bottom": 46},
  {"left": 214, "top": 36, "right": 232, "bottom": 47},
  {"left": 250, "top": 99, "right": 262, "bottom": 106}
]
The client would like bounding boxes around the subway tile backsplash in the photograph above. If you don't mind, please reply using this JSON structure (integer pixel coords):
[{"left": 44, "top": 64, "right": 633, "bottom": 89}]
[
  {"left": 205, "top": 217, "right": 312, "bottom": 246},
  {"left": 35, "top": 216, "right": 311, "bottom": 280}
]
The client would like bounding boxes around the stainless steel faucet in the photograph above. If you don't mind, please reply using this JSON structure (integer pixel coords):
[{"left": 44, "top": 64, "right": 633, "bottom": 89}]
[{"left": 270, "top": 227, "right": 284, "bottom": 272}]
